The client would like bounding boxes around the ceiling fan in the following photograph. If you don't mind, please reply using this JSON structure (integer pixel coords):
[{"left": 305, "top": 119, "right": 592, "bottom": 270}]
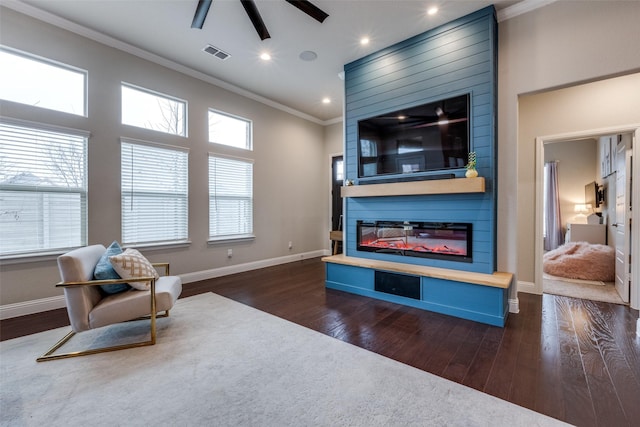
[{"left": 191, "top": 0, "right": 329, "bottom": 40}]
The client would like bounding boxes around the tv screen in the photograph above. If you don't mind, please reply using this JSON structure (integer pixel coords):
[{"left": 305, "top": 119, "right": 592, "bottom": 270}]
[{"left": 357, "top": 94, "right": 470, "bottom": 179}]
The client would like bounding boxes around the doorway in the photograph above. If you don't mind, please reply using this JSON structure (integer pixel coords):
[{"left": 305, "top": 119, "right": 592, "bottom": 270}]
[
  {"left": 535, "top": 127, "right": 639, "bottom": 309},
  {"left": 541, "top": 136, "right": 627, "bottom": 304}
]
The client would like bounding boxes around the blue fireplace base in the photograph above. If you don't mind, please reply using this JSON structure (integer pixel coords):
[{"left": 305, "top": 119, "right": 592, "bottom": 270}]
[{"left": 323, "top": 255, "right": 512, "bottom": 327}]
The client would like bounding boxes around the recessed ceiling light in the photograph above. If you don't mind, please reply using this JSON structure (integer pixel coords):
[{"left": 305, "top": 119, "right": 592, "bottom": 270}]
[
  {"left": 299, "top": 50, "right": 318, "bottom": 61},
  {"left": 260, "top": 52, "right": 271, "bottom": 60},
  {"left": 427, "top": 6, "right": 438, "bottom": 16},
  {"left": 360, "top": 37, "right": 370, "bottom": 45},
  {"left": 322, "top": 97, "right": 331, "bottom": 104}
]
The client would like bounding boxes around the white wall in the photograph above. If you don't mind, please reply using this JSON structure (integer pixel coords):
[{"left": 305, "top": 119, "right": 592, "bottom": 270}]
[
  {"left": 0, "top": 7, "right": 328, "bottom": 306},
  {"left": 543, "top": 139, "right": 598, "bottom": 233},
  {"left": 497, "top": 0, "right": 640, "bottom": 295},
  {"left": 323, "top": 122, "right": 344, "bottom": 163}
]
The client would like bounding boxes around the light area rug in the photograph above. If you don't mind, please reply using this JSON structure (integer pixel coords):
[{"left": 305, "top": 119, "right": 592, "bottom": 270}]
[
  {"left": 1, "top": 293, "right": 568, "bottom": 427},
  {"left": 543, "top": 273, "right": 624, "bottom": 305},
  {"left": 544, "top": 273, "right": 606, "bottom": 286}
]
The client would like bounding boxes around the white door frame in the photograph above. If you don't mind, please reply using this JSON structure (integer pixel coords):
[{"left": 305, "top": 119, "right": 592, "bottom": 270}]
[
  {"left": 534, "top": 124, "right": 640, "bottom": 312},
  {"left": 614, "top": 137, "right": 631, "bottom": 302}
]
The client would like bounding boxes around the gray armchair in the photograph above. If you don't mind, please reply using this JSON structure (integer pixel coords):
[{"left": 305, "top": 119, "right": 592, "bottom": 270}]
[{"left": 37, "top": 244, "right": 182, "bottom": 362}]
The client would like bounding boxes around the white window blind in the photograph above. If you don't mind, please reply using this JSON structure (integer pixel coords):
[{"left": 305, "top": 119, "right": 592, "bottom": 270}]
[
  {"left": 121, "top": 140, "right": 188, "bottom": 245},
  {"left": 0, "top": 120, "right": 88, "bottom": 256},
  {"left": 209, "top": 155, "right": 253, "bottom": 239}
]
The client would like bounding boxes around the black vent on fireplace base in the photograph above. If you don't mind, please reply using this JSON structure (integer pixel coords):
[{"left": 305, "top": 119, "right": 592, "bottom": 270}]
[{"left": 374, "top": 271, "right": 420, "bottom": 300}]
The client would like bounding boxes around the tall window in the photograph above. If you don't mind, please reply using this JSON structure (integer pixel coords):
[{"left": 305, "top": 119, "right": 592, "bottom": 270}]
[
  {"left": 0, "top": 120, "right": 88, "bottom": 256},
  {"left": 209, "top": 155, "right": 253, "bottom": 239},
  {"left": 0, "top": 47, "right": 87, "bottom": 116},
  {"left": 208, "top": 109, "right": 252, "bottom": 150},
  {"left": 121, "top": 84, "right": 186, "bottom": 136},
  {"left": 121, "top": 139, "right": 188, "bottom": 245}
]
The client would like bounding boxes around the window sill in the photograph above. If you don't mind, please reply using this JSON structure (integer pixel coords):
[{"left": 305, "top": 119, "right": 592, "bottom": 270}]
[
  {"left": 0, "top": 250, "right": 65, "bottom": 265},
  {"left": 208, "top": 234, "right": 256, "bottom": 246},
  {"left": 126, "top": 240, "right": 192, "bottom": 251},
  {"left": 0, "top": 240, "right": 192, "bottom": 264}
]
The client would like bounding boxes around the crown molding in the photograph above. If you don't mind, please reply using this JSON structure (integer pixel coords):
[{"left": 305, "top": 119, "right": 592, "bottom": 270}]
[
  {"left": 497, "top": 0, "right": 558, "bottom": 22},
  {"left": 2, "top": 0, "right": 558, "bottom": 126},
  {"left": 1, "top": 0, "right": 325, "bottom": 125}
]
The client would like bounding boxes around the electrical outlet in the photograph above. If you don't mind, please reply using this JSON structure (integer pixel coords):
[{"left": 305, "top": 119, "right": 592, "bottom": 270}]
[
  {"left": 288, "top": 241, "right": 293, "bottom": 249},
  {"left": 227, "top": 249, "right": 232, "bottom": 258}
]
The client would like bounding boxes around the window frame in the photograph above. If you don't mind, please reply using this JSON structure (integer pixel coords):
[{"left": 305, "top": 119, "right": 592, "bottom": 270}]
[
  {"left": 121, "top": 82, "right": 188, "bottom": 137},
  {"left": 0, "top": 117, "right": 89, "bottom": 259},
  {"left": 208, "top": 153, "right": 254, "bottom": 243},
  {"left": 120, "top": 137, "right": 190, "bottom": 247},
  {"left": 208, "top": 108, "right": 253, "bottom": 151},
  {"left": 0, "top": 46, "right": 88, "bottom": 117}
]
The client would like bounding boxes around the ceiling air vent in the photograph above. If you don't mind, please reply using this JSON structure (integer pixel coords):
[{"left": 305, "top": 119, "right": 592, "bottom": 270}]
[{"left": 203, "top": 45, "right": 230, "bottom": 60}]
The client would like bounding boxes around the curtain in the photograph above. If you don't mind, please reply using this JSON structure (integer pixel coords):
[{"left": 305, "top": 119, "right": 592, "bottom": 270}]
[{"left": 544, "top": 161, "right": 564, "bottom": 250}]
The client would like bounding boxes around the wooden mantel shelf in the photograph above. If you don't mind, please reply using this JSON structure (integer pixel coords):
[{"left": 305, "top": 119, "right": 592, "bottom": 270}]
[
  {"left": 341, "top": 177, "right": 485, "bottom": 198},
  {"left": 322, "top": 254, "right": 512, "bottom": 289}
]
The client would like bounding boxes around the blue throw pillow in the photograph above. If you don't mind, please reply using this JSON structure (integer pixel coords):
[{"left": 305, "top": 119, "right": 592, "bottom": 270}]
[{"left": 94, "top": 241, "right": 131, "bottom": 294}]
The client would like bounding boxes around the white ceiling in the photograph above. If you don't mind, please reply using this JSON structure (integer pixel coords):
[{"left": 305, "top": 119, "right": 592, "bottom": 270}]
[{"left": 7, "top": 0, "right": 537, "bottom": 123}]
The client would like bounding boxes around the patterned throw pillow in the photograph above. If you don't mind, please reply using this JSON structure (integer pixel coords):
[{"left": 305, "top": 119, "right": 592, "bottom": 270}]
[
  {"left": 109, "top": 248, "right": 160, "bottom": 291},
  {"left": 94, "top": 241, "right": 131, "bottom": 294}
]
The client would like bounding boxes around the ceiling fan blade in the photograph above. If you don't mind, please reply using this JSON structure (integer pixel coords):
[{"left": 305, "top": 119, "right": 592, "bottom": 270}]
[
  {"left": 240, "top": 0, "right": 271, "bottom": 40},
  {"left": 284, "top": 0, "right": 329, "bottom": 23},
  {"left": 191, "top": 0, "right": 213, "bottom": 29}
]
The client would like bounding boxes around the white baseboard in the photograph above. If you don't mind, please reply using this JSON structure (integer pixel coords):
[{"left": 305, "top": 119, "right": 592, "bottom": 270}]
[
  {"left": 179, "top": 249, "right": 328, "bottom": 283},
  {"left": 637, "top": 318, "right": 640, "bottom": 337},
  {"left": 517, "top": 280, "right": 540, "bottom": 295},
  {"left": 508, "top": 298, "right": 519, "bottom": 314},
  {"left": 0, "top": 295, "right": 67, "bottom": 320},
  {"left": 0, "top": 249, "right": 330, "bottom": 320}
]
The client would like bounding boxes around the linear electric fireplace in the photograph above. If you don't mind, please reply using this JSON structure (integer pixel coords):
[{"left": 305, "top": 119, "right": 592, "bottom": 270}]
[{"left": 357, "top": 221, "right": 472, "bottom": 262}]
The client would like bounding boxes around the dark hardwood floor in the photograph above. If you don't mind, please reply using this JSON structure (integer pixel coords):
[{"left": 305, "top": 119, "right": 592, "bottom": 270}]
[{"left": 2, "top": 257, "right": 639, "bottom": 426}]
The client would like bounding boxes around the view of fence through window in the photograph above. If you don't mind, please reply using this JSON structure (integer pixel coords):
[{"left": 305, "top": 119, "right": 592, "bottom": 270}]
[{"left": 0, "top": 121, "right": 88, "bottom": 255}]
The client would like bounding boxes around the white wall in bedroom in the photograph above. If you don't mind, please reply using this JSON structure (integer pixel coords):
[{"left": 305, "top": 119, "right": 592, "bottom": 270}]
[{"left": 543, "top": 139, "right": 599, "bottom": 236}]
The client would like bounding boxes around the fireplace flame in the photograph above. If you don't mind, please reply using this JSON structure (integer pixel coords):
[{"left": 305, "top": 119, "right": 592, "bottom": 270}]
[{"left": 364, "top": 239, "right": 463, "bottom": 255}]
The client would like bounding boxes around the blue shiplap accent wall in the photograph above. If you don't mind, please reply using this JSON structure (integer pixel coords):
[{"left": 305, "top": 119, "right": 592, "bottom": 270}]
[{"left": 343, "top": 6, "right": 498, "bottom": 274}]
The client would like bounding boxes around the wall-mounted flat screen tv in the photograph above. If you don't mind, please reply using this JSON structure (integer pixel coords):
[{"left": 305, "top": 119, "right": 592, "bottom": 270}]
[
  {"left": 585, "top": 181, "right": 603, "bottom": 208},
  {"left": 357, "top": 93, "right": 470, "bottom": 179}
]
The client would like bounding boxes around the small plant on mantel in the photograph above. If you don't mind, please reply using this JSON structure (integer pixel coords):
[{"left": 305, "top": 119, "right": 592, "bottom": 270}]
[{"left": 465, "top": 151, "right": 478, "bottom": 178}]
